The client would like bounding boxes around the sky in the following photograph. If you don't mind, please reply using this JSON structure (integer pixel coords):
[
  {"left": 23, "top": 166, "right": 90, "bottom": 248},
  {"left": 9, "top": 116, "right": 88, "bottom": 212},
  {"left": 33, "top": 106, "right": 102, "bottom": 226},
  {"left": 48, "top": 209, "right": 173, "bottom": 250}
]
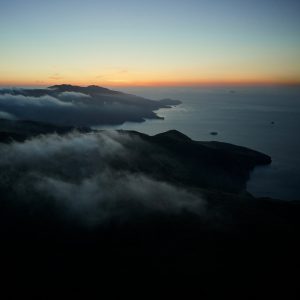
[{"left": 1, "top": 0, "right": 300, "bottom": 87}]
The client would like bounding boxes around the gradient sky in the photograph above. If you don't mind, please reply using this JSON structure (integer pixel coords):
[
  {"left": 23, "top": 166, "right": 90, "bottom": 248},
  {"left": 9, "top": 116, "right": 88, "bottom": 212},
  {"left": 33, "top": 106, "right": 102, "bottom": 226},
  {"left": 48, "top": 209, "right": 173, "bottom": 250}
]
[{"left": 1, "top": 0, "right": 300, "bottom": 86}]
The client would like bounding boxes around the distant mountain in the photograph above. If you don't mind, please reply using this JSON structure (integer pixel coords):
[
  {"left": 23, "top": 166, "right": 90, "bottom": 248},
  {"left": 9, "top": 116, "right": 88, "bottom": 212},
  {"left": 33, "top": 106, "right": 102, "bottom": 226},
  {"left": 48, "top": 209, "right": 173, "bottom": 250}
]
[
  {"left": 48, "top": 84, "right": 123, "bottom": 95},
  {"left": 0, "top": 84, "right": 181, "bottom": 126}
]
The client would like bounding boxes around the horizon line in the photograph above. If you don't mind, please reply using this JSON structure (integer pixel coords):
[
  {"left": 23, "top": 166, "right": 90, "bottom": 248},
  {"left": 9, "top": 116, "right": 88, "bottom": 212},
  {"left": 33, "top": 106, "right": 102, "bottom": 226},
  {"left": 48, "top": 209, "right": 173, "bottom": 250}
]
[{"left": 1, "top": 80, "right": 300, "bottom": 88}]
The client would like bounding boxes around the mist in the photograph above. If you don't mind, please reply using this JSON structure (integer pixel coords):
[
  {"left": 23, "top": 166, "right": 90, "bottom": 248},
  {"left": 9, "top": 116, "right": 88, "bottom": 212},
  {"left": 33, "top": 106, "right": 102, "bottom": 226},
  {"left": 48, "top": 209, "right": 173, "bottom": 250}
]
[
  {"left": 0, "top": 86, "right": 180, "bottom": 126},
  {"left": 0, "top": 131, "right": 204, "bottom": 225}
]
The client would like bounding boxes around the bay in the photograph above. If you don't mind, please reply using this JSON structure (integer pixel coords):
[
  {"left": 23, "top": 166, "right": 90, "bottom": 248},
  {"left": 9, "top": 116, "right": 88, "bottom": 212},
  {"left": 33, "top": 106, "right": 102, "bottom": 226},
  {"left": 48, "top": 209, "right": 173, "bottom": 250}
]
[{"left": 98, "top": 86, "right": 300, "bottom": 201}]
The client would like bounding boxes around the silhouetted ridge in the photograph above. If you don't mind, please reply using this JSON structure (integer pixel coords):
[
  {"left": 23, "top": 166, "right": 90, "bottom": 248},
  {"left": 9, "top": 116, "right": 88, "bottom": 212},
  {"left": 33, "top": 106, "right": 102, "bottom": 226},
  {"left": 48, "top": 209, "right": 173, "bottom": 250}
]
[
  {"left": 0, "top": 120, "right": 271, "bottom": 193},
  {"left": 158, "top": 98, "right": 181, "bottom": 106},
  {"left": 48, "top": 84, "right": 122, "bottom": 95},
  {"left": 49, "top": 84, "right": 76, "bottom": 90},
  {"left": 0, "top": 84, "right": 182, "bottom": 126},
  {"left": 154, "top": 130, "right": 192, "bottom": 142}
]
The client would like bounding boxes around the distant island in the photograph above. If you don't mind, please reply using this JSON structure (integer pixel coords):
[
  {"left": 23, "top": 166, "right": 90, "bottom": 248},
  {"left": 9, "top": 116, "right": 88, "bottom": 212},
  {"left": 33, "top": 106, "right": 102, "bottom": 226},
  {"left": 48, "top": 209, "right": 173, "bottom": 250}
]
[{"left": 0, "top": 84, "right": 181, "bottom": 126}]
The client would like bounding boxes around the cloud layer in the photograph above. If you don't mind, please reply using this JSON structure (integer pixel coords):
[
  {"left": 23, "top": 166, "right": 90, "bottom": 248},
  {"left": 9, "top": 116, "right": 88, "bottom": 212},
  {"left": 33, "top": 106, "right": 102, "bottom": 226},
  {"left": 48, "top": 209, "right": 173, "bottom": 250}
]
[
  {"left": 0, "top": 88, "right": 161, "bottom": 126},
  {"left": 0, "top": 131, "right": 204, "bottom": 225}
]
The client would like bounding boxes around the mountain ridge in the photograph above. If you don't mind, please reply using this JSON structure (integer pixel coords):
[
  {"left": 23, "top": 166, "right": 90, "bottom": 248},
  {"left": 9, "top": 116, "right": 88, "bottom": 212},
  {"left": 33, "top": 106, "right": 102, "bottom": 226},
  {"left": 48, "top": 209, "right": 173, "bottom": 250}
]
[
  {"left": 48, "top": 84, "right": 123, "bottom": 95},
  {"left": 0, "top": 84, "right": 181, "bottom": 126}
]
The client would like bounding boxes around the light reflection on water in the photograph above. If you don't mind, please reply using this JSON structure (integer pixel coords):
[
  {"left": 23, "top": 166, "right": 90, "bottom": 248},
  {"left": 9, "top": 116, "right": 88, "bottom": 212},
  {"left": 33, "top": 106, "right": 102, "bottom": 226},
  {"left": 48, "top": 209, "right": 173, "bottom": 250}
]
[{"left": 96, "top": 86, "right": 300, "bottom": 201}]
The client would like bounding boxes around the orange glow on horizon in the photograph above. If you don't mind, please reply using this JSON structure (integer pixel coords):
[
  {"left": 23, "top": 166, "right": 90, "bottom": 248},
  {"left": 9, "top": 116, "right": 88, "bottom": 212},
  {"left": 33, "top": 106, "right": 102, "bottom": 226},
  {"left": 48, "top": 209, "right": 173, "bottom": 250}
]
[{"left": 1, "top": 78, "right": 300, "bottom": 88}]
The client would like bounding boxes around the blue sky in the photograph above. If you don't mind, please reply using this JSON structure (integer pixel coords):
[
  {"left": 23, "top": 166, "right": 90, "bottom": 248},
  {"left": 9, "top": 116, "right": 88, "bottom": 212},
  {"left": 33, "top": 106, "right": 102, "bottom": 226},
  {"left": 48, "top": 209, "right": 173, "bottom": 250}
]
[{"left": 1, "top": 0, "right": 300, "bottom": 86}]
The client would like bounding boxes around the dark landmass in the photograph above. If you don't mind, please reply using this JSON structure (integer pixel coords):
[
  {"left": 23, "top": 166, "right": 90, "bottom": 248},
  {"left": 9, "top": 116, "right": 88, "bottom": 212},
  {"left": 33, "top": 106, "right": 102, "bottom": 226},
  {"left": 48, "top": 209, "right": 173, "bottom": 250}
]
[
  {"left": 0, "top": 119, "right": 271, "bottom": 193},
  {"left": 157, "top": 98, "right": 182, "bottom": 107},
  {"left": 0, "top": 118, "right": 91, "bottom": 142},
  {"left": 0, "top": 120, "right": 299, "bottom": 297},
  {"left": 0, "top": 84, "right": 181, "bottom": 126},
  {"left": 49, "top": 84, "right": 124, "bottom": 95},
  {"left": 210, "top": 131, "right": 218, "bottom": 135}
]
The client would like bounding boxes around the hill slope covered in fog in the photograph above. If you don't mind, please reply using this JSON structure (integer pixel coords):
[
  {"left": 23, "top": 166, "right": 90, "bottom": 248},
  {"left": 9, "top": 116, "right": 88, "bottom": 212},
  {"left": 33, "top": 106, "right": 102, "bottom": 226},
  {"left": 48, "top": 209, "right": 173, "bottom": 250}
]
[
  {"left": 0, "top": 84, "right": 181, "bottom": 126},
  {"left": 0, "top": 119, "right": 299, "bottom": 297}
]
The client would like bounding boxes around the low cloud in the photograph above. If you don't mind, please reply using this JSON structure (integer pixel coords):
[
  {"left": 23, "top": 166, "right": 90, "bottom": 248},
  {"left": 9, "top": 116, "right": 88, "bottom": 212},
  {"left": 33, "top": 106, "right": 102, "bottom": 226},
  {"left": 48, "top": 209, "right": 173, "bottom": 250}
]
[
  {"left": 0, "top": 89, "right": 158, "bottom": 126},
  {"left": 0, "top": 110, "right": 17, "bottom": 120},
  {"left": 0, "top": 131, "right": 204, "bottom": 225},
  {"left": 0, "top": 93, "right": 73, "bottom": 107},
  {"left": 58, "top": 91, "right": 91, "bottom": 100},
  {"left": 0, "top": 93, "right": 77, "bottom": 125}
]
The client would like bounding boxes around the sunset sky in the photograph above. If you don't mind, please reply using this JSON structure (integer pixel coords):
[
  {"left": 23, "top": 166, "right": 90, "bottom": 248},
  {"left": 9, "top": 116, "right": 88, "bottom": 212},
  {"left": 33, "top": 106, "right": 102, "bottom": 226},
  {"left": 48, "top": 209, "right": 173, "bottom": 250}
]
[{"left": 1, "top": 0, "right": 300, "bottom": 87}]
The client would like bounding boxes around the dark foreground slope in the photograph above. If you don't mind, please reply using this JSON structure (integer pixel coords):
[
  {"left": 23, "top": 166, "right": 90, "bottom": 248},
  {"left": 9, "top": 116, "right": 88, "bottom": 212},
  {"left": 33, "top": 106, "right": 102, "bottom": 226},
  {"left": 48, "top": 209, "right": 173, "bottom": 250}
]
[{"left": 0, "top": 120, "right": 299, "bottom": 298}]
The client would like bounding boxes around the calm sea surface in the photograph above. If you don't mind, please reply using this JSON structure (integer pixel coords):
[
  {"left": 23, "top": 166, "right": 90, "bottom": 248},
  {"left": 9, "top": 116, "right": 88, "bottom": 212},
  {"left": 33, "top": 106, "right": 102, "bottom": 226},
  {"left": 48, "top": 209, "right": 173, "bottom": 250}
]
[{"left": 99, "top": 86, "right": 300, "bottom": 201}]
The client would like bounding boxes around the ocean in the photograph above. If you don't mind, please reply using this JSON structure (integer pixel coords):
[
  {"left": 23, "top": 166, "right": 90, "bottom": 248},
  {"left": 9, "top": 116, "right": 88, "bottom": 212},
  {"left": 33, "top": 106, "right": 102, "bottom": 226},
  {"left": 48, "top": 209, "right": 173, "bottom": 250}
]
[{"left": 98, "top": 86, "right": 300, "bottom": 201}]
